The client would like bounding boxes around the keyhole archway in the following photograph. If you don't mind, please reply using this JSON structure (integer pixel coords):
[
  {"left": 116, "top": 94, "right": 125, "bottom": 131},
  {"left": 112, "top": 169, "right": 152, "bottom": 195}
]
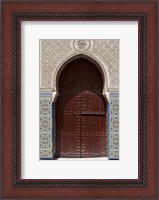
[{"left": 55, "top": 58, "right": 108, "bottom": 158}]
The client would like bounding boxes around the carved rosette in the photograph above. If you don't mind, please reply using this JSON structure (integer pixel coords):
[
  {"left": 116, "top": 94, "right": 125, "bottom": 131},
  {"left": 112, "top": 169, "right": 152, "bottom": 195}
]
[{"left": 73, "top": 40, "right": 91, "bottom": 52}]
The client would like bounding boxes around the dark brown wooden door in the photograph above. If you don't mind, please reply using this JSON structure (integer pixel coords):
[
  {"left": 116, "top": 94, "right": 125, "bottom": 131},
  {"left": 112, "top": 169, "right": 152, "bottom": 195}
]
[{"left": 55, "top": 58, "right": 107, "bottom": 158}]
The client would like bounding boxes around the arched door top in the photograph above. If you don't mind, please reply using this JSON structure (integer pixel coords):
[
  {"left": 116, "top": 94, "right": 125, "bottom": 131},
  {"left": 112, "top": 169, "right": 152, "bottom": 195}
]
[{"left": 52, "top": 53, "right": 110, "bottom": 99}]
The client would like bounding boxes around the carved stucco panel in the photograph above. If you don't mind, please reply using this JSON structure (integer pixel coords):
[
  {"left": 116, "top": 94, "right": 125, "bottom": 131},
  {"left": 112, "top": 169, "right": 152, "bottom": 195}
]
[
  {"left": 91, "top": 40, "right": 119, "bottom": 88},
  {"left": 40, "top": 39, "right": 119, "bottom": 90},
  {"left": 40, "top": 40, "right": 73, "bottom": 88}
]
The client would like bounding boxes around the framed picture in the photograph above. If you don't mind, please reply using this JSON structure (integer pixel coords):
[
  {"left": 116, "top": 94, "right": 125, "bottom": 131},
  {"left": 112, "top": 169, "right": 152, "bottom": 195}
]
[{"left": 1, "top": 1, "right": 158, "bottom": 199}]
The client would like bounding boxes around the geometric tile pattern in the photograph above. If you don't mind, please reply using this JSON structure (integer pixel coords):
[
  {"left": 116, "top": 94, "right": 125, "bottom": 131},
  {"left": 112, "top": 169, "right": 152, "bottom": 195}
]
[
  {"left": 40, "top": 92, "right": 53, "bottom": 159},
  {"left": 109, "top": 92, "right": 119, "bottom": 159}
]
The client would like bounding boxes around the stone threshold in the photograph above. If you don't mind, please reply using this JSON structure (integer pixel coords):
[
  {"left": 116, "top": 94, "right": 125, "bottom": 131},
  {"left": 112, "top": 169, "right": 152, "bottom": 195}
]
[{"left": 54, "top": 157, "right": 109, "bottom": 161}]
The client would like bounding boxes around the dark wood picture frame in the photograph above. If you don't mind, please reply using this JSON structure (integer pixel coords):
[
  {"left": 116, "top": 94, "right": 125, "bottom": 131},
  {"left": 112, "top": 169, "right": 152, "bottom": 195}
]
[{"left": 1, "top": 1, "right": 158, "bottom": 199}]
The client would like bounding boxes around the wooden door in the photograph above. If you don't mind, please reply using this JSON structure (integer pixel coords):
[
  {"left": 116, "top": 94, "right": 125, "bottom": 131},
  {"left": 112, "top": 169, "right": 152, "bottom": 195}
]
[{"left": 55, "top": 58, "right": 107, "bottom": 158}]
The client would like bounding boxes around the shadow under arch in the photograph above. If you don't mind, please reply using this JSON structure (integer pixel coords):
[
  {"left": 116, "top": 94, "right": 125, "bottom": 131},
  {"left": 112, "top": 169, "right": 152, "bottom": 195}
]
[{"left": 52, "top": 53, "right": 110, "bottom": 100}]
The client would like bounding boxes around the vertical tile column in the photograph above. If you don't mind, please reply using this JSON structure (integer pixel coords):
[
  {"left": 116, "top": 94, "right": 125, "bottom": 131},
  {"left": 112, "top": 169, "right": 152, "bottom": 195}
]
[
  {"left": 109, "top": 92, "right": 119, "bottom": 159},
  {"left": 40, "top": 91, "right": 53, "bottom": 159}
]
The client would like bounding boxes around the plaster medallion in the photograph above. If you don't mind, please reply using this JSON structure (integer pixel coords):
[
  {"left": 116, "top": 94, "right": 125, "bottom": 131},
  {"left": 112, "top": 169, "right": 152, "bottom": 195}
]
[{"left": 73, "top": 40, "right": 91, "bottom": 51}]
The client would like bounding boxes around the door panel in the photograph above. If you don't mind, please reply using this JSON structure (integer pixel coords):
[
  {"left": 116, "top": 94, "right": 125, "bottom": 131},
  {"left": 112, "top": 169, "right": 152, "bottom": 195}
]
[
  {"left": 56, "top": 94, "right": 81, "bottom": 158},
  {"left": 56, "top": 58, "right": 107, "bottom": 158}
]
